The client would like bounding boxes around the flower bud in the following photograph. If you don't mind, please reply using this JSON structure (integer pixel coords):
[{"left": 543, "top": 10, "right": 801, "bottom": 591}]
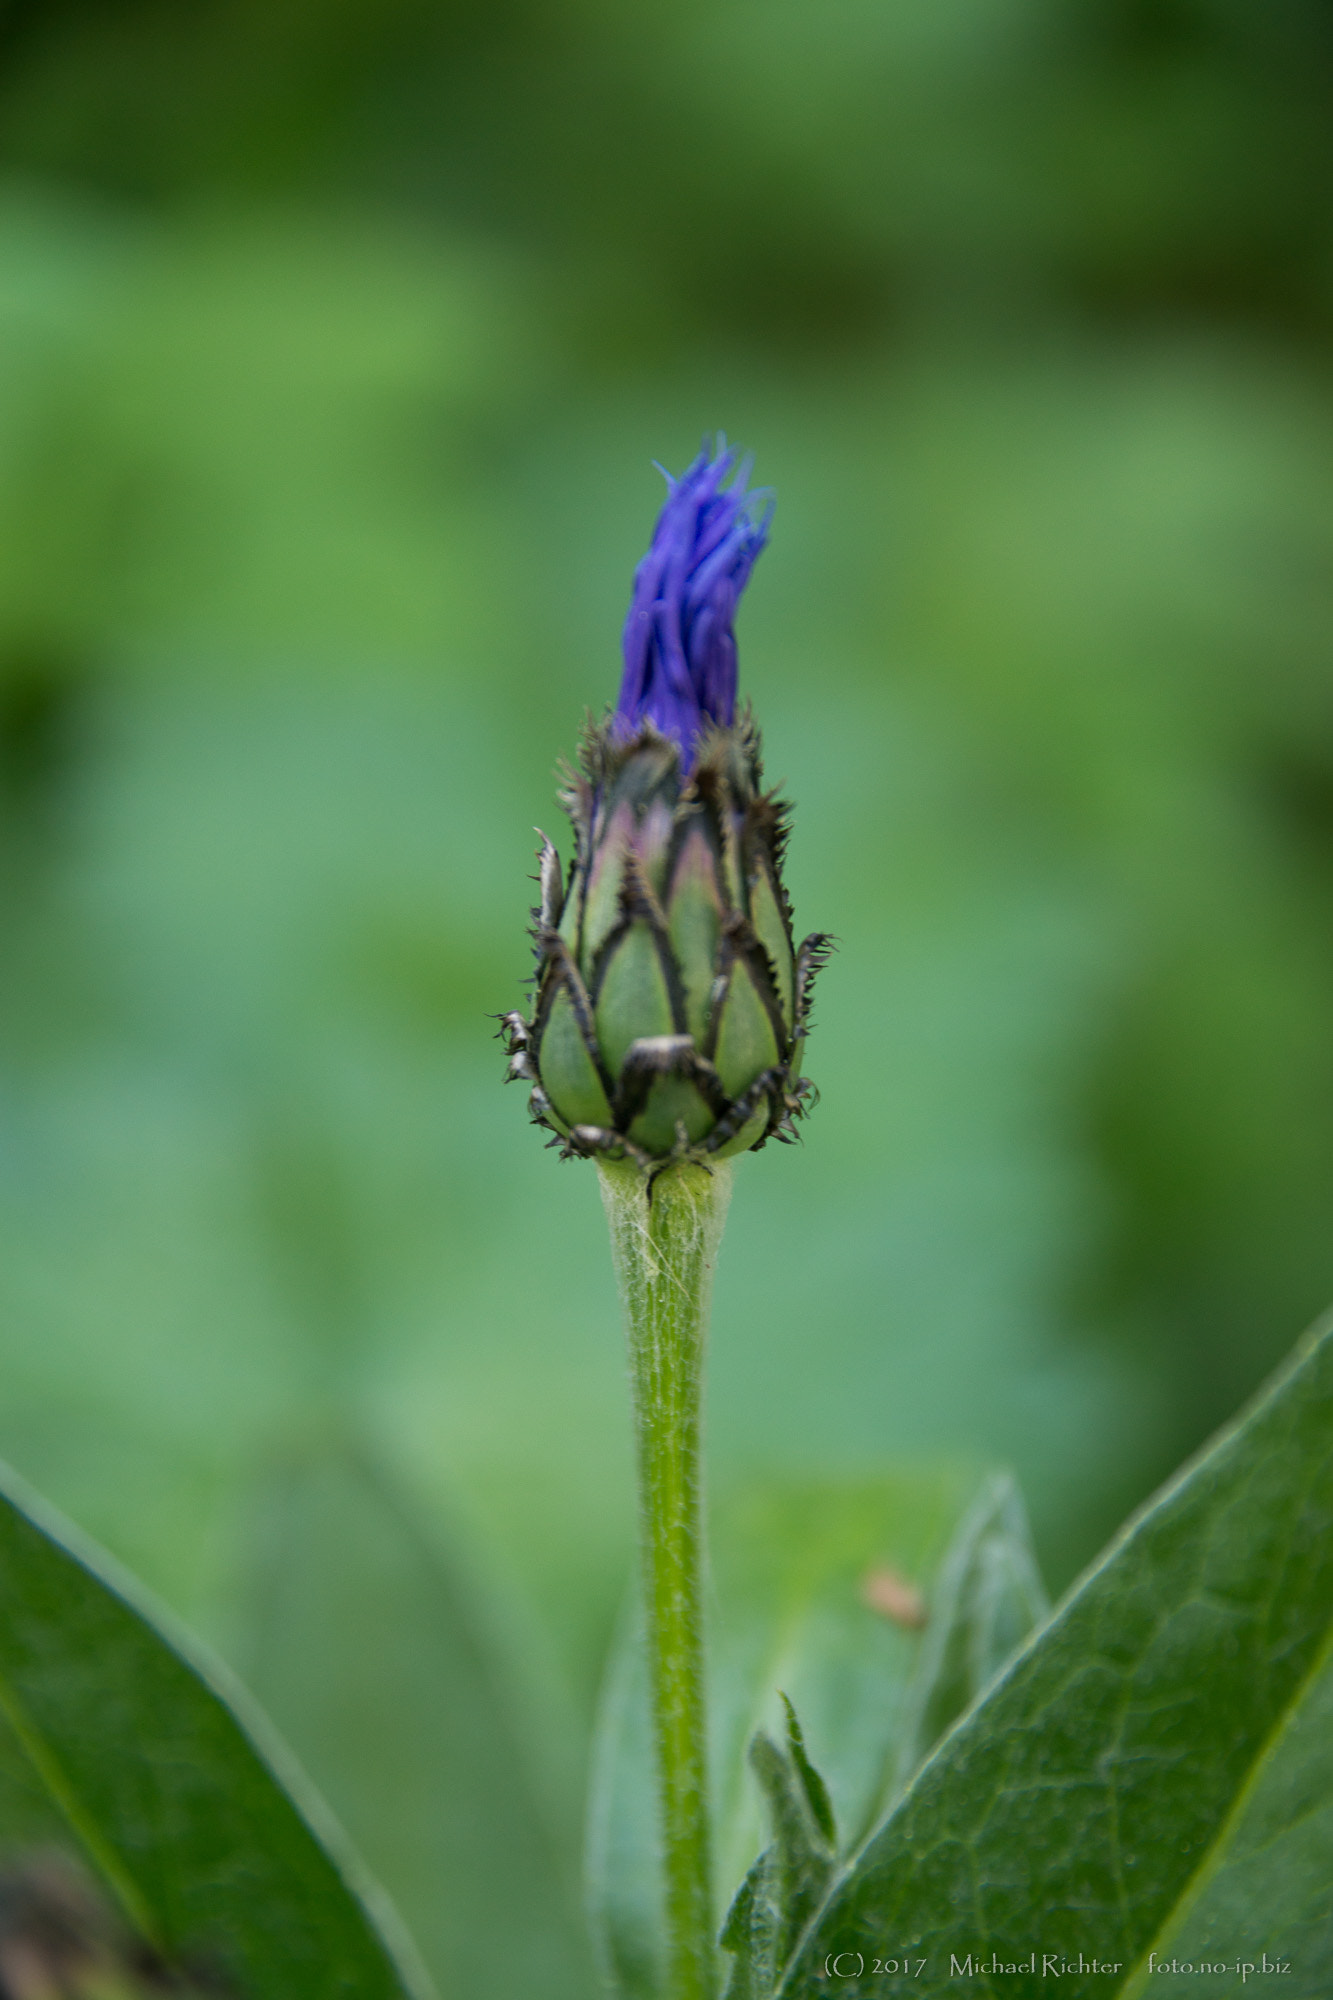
[{"left": 504, "top": 444, "right": 829, "bottom": 1170}]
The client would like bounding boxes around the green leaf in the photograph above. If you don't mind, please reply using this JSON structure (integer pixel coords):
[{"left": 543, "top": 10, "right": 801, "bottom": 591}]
[
  {"left": 237, "top": 1440, "right": 593, "bottom": 2000},
  {"left": 777, "top": 1694, "right": 837, "bottom": 1850},
  {"left": 719, "top": 1850, "right": 782, "bottom": 2000},
  {"left": 885, "top": 1473, "right": 1049, "bottom": 1809},
  {"left": 0, "top": 1454, "right": 432, "bottom": 1999},
  {"left": 586, "top": 1583, "right": 662, "bottom": 2000},
  {"left": 780, "top": 1316, "right": 1333, "bottom": 1997},
  {"left": 588, "top": 1470, "right": 1047, "bottom": 2000},
  {"left": 720, "top": 1698, "right": 838, "bottom": 2000},
  {"left": 716, "top": 1481, "right": 1047, "bottom": 2000},
  {"left": 746, "top": 1710, "right": 837, "bottom": 1954}
]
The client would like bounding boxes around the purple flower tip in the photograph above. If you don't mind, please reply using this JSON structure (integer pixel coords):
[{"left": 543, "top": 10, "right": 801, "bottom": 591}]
[{"left": 617, "top": 441, "right": 771, "bottom": 767}]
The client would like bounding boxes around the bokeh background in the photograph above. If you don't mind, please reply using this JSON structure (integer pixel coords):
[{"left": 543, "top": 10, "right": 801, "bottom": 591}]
[{"left": 3, "top": 1, "right": 1333, "bottom": 1991}]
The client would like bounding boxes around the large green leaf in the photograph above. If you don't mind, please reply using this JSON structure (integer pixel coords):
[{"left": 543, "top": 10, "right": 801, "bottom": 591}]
[
  {"left": 588, "top": 1472, "right": 1048, "bottom": 2000},
  {"left": 237, "top": 1439, "right": 593, "bottom": 2000},
  {"left": 0, "top": 1455, "right": 431, "bottom": 1999},
  {"left": 781, "top": 1316, "right": 1333, "bottom": 1998}
]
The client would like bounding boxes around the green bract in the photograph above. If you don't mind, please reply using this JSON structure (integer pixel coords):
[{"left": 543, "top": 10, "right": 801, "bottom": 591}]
[{"left": 504, "top": 716, "right": 829, "bottom": 1170}]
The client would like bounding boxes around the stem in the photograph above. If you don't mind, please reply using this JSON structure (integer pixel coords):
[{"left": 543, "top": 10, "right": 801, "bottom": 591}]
[{"left": 598, "top": 1157, "right": 734, "bottom": 2000}]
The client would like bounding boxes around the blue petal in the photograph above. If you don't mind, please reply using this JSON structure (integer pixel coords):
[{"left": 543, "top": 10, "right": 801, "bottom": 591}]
[{"left": 617, "top": 442, "right": 771, "bottom": 767}]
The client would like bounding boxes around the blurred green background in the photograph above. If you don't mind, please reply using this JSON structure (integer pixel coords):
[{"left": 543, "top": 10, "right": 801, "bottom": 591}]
[{"left": 2, "top": 0, "right": 1333, "bottom": 1991}]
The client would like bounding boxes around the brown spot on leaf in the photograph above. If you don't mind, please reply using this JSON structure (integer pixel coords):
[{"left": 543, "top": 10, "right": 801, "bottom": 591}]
[{"left": 860, "top": 1565, "right": 927, "bottom": 1629}]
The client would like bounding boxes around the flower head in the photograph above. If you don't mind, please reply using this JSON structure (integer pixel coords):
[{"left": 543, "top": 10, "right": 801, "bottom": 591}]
[
  {"left": 503, "top": 442, "right": 827, "bottom": 1175},
  {"left": 617, "top": 443, "right": 771, "bottom": 767}
]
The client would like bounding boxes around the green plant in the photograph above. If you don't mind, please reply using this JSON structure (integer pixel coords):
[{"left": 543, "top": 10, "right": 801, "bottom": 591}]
[{"left": 0, "top": 446, "right": 1326, "bottom": 2000}]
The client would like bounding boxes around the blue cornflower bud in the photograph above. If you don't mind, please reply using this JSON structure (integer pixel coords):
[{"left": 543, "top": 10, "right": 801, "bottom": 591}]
[
  {"left": 617, "top": 444, "right": 771, "bottom": 766},
  {"left": 503, "top": 444, "right": 829, "bottom": 1172}
]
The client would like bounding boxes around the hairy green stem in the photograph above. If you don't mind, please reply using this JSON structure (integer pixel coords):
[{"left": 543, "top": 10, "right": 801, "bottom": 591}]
[{"left": 598, "top": 1157, "right": 734, "bottom": 2000}]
